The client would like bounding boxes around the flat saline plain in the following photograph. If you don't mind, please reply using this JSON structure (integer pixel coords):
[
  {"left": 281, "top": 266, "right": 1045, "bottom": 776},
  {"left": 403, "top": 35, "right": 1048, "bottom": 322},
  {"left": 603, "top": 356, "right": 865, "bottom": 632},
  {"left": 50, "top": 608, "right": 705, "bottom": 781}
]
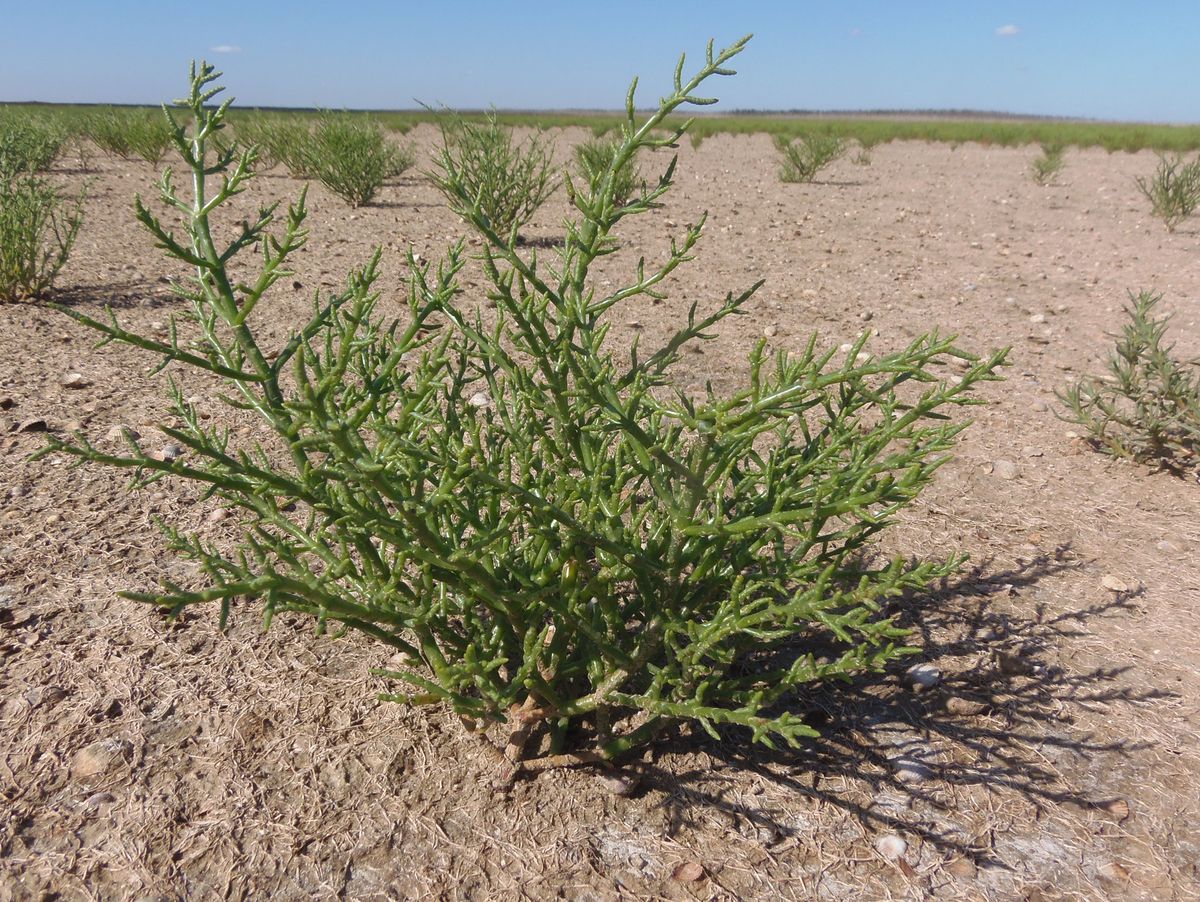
[{"left": 2, "top": 126, "right": 1200, "bottom": 901}]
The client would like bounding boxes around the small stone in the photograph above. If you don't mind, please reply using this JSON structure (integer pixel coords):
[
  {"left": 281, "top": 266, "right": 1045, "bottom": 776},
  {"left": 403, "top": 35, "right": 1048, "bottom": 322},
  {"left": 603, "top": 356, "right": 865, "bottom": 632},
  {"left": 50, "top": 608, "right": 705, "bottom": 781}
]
[
  {"left": 60, "top": 373, "right": 90, "bottom": 389},
  {"left": 106, "top": 425, "right": 140, "bottom": 443},
  {"left": 206, "top": 508, "right": 228, "bottom": 525},
  {"left": 891, "top": 756, "right": 932, "bottom": 783},
  {"left": 1100, "top": 574, "right": 1129, "bottom": 593},
  {"left": 71, "top": 738, "right": 132, "bottom": 781},
  {"left": 946, "top": 857, "right": 977, "bottom": 879},
  {"left": 626, "top": 321, "right": 643, "bottom": 330},
  {"left": 24, "top": 685, "right": 68, "bottom": 709},
  {"left": 903, "top": 663, "right": 941, "bottom": 692},
  {"left": 1030, "top": 399, "right": 1049, "bottom": 412},
  {"left": 1096, "top": 798, "right": 1131, "bottom": 822},
  {"left": 82, "top": 791, "right": 117, "bottom": 812},
  {"left": 944, "top": 696, "right": 987, "bottom": 716},
  {"left": 467, "top": 392, "right": 489, "bottom": 409},
  {"left": 763, "top": 324, "right": 779, "bottom": 338},
  {"left": 1097, "top": 861, "right": 1131, "bottom": 884},
  {"left": 16, "top": 419, "right": 47, "bottom": 433},
  {"left": 874, "top": 833, "right": 907, "bottom": 860},
  {"left": 1022, "top": 446, "right": 1044, "bottom": 457},
  {"left": 0, "top": 397, "right": 13, "bottom": 410},
  {"left": 1029, "top": 313, "right": 1046, "bottom": 324},
  {"left": 159, "top": 443, "right": 184, "bottom": 462},
  {"left": 859, "top": 310, "right": 874, "bottom": 322},
  {"left": 670, "top": 861, "right": 705, "bottom": 883},
  {"left": 1156, "top": 540, "right": 1180, "bottom": 553},
  {"left": 597, "top": 771, "right": 639, "bottom": 797},
  {"left": 992, "top": 459, "right": 1019, "bottom": 480}
]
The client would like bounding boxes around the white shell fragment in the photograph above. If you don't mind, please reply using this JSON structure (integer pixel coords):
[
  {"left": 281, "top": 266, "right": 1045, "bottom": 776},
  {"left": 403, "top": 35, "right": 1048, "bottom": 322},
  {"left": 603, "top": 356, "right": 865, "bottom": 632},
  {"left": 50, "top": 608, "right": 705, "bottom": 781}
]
[
  {"left": 891, "top": 755, "right": 933, "bottom": 783},
  {"left": 904, "top": 663, "right": 942, "bottom": 692},
  {"left": 1100, "top": 574, "right": 1130, "bottom": 593},
  {"left": 875, "top": 833, "right": 908, "bottom": 860}
]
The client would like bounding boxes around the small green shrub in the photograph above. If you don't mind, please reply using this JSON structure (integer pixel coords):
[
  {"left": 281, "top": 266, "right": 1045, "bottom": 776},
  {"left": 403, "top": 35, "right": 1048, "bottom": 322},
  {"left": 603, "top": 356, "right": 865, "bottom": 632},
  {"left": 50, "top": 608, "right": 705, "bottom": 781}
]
[
  {"left": 84, "top": 107, "right": 173, "bottom": 164},
  {"left": 574, "top": 136, "right": 642, "bottom": 206},
  {"left": 1030, "top": 142, "right": 1065, "bottom": 186},
  {"left": 298, "top": 111, "right": 415, "bottom": 206},
  {"left": 1059, "top": 291, "right": 1199, "bottom": 470},
  {"left": 1136, "top": 153, "right": 1200, "bottom": 231},
  {"left": 775, "top": 131, "right": 845, "bottom": 183},
  {"left": 851, "top": 137, "right": 878, "bottom": 166},
  {"left": 0, "top": 174, "right": 85, "bottom": 301},
  {"left": 0, "top": 114, "right": 66, "bottom": 176},
  {"left": 234, "top": 111, "right": 414, "bottom": 205},
  {"left": 48, "top": 47, "right": 1006, "bottom": 772},
  {"left": 232, "top": 111, "right": 313, "bottom": 172},
  {"left": 431, "top": 109, "right": 556, "bottom": 240}
]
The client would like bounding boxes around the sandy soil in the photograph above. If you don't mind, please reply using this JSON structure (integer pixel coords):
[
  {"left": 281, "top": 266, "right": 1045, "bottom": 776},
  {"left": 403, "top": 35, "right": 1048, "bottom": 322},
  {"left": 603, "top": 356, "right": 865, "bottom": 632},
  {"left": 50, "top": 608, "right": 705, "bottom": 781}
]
[{"left": 2, "top": 128, "right": 1199, "bottom": 901}]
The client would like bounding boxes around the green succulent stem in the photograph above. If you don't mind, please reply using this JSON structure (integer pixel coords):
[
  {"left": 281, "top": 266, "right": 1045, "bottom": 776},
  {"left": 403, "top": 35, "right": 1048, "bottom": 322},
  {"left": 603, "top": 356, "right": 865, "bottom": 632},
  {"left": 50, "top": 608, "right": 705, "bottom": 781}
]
[{"left": 43, "top": 41, "right": 1007, "bottom": 766}]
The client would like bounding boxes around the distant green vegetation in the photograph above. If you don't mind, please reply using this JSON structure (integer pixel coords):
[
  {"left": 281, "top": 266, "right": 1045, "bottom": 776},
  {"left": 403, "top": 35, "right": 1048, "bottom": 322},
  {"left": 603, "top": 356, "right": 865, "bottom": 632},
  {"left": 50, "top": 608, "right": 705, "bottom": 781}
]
[{"left": 5, "top": 103, "right": 1200, "bottom": 154}]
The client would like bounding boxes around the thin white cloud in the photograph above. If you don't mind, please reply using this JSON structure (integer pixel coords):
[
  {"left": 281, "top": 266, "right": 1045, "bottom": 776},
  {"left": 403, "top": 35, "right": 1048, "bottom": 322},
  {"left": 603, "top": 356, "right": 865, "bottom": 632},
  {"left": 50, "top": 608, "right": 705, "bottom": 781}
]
[
  {"left": 995, "top": 24, "right": 1020, "bottom": 37},
  {"left": 210, "top": 44, "right": 242, "bottom": 54}
]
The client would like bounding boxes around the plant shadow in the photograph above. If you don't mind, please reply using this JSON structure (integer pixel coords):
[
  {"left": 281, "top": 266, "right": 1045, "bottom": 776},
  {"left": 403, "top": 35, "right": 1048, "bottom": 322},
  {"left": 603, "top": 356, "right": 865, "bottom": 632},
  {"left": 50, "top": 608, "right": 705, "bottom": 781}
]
[
  {"left": 51, "top": 280, "right": 181, "bottom": 311},
  {"left": 516, "top": 235, "right": 566, "bottom": 250},
  {"left": 628, "top": 549, "right": 1167, "bottom": 867}
]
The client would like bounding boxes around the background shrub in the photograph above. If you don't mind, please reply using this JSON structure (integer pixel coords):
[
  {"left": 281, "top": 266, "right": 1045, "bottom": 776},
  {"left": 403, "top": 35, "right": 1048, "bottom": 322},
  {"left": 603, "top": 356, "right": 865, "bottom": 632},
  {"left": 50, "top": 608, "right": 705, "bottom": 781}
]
[
  {"left": 298, "top": 111, "right": 414, "bottom": 206},
  {"left": 84, "top": 107, "right": 173, "bottom": 164},
  {"left": 851, "top": 137, "right": 878, "bottom": 166},
  {"left": 430, "top": 109, "right": 556, "bottom": 240},
  {"left": 49, "top": 47, "right": 1006, "bottom": 773},
  {"left": 231, "top": 111, "right": 314, "bottom": 173},
  {"left": 0, "top": 174, "right": 85, "bottom": 301},
  {"left": 1030, "top": 141, "right": 1065, "bottom": 185},
  {"left": 1136, "top": 153, "right": 1200, "bottom": 231},
  {"left": 574, "top": 136, "right": 642, "bottom": 206},
  {"left": 775, "top": 131, "right": 845, "bottom": 183},
  {"left": 0, "top": 113, "right": 66, "bottom": 176},
  {"left": 1060, "top": 291, "right": 1199, "bottom": 470}
]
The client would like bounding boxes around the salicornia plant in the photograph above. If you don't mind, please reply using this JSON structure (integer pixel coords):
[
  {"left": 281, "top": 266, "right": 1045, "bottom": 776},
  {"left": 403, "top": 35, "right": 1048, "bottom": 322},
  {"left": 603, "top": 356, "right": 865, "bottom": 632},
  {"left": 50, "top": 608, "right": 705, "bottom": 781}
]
[
  {"left": 230, "top": 110, "right": 313, "bottom": 173},
  {"left": 775, "top": 131, "right": 845, "bottom": 183},
  {"left": 45, "top": 44, "right": 1007, "bottom": 775},
  {"left": 1030, "top": 142, "right": 1065, "bottom": 186},
  {"left": 83, "top": 107, "right": 173, "bottom": 164},
  {"left": 0, "top": 173, "right": 85, "bottom": 301},
  {"left": 1059, "top": 291, "right": 1199, "bottom": 471},
  {"left": 574, "top": 136, "right": 642, "bottom": 206},
  {"left": 0, "top": 112, "right": 66, "bottom": 177},
  {"left": 1136, "top": 153, "right": 1200, "bottom": 232},
  {"left": 296, "top": 111, "right": 415, "bottom": 207},
  {"left": 430, "top": 109, "right": 556, "bottom": 241}
]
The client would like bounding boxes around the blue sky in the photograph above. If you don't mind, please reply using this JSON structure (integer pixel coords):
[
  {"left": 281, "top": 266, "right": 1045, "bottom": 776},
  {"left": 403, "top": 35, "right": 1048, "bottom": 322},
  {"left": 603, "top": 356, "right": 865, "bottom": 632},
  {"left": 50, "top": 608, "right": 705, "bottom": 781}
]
[{"left": 3, "top": 1, "right": 1198, "bottom": 122}]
